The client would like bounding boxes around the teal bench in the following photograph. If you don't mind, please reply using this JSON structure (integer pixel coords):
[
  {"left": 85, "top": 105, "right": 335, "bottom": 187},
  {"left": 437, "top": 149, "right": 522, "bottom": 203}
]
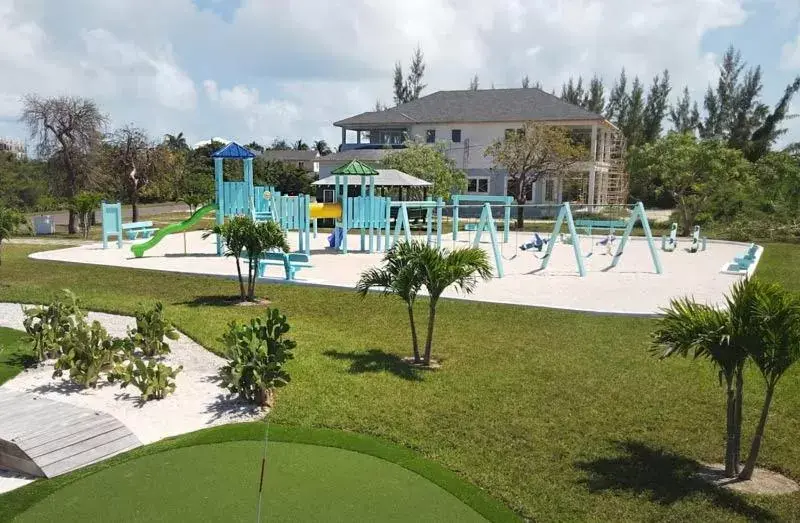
[
  {"left": 463, "top": 223, "right": 478, "bottom": 232},
  {"left": 258, "top": 252, "right": 312, "bottom": 281},
  {"left": 122, "top": 221, "right": 158, "bottom": 240},
  {"left": 574, "top": 219, "right": 627, "bottom": 235}
]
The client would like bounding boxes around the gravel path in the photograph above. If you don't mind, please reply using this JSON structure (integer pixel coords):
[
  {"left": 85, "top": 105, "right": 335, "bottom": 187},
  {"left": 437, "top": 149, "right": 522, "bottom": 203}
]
[{"left": 0, "top": 303, "right": 262, "bottom": 493}]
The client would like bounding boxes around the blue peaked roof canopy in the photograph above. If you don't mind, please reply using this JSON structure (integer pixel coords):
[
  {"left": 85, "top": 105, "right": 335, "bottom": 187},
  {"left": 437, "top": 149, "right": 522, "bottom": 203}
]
[{"left": 211, "top": 142, "right": 256, "bottom": 159}]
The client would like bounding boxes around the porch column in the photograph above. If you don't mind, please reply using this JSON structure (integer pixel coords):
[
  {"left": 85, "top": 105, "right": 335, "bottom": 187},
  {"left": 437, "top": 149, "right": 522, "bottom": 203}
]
[
  {"left": 588, "top": 124, "right": 598, "bottom": 206},
  {"left": 357, "top": 131, "right": 362, "bottom": 144},
  {"left": 341, "top": 127, "right": 346, "bottom": 145}
]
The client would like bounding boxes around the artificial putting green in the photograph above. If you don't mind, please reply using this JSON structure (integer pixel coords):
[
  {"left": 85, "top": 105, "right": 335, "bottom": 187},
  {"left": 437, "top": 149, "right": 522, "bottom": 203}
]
[{"left": 12, "top": 440, "right": 486, "bottom": 523}]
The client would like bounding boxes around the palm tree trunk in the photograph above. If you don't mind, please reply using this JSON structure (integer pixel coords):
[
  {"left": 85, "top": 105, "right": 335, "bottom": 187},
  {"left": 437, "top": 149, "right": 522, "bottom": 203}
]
[
  {"left": 724, "top": 384, "right": 737, "bottom": 477},
  {"left": 407, "top": 304, "right": 420, "bottom": 363},
  {"left": 733, "top": 366, "right": 744, "bottom": 473},
  {"left": 739, "top": 384, "right": 775, "bottom": 480},
  {"left": 234, "top": 256, "right": 246, "bottom": 301},
  {"left": 423, "top": 299, "right": 438, "bottom": 365}
]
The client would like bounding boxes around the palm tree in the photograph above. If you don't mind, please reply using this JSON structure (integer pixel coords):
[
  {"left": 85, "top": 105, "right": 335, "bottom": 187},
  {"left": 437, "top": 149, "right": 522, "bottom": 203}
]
[
  {"left": 356, "top": 242, "right": 425, "bottom": 363},
  {"left": 294, "top": 139, "right": 309, "bottom": 151},
  {"left": 313, "top": 140, "right": 332, "bottom": 156},
  {"left": 415, "top": 244, "right": 492, "bottom": 365},
  {"left": 738, "top": 282, "right": 800, "bottom": 479},
  {"left": 652, "top": 298, "right": 745, "bottom": 476},
  {"left": 164, "top": 132, "right": 188, "bottom": 150}
]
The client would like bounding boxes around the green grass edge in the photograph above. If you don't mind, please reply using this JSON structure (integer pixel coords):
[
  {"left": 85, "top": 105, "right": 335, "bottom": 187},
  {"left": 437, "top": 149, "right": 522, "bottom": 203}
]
[{"left": 0, "top": 422, "right": 520, "bottom": 523}]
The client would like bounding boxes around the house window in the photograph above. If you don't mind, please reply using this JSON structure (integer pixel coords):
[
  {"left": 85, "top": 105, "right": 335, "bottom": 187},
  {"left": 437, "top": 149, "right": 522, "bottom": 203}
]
[
  {"left": 426, "top": 129, "right": 436, "bottom": 143},
  {"left": 467, "top": 177, "right": 489, "bottom": 194},
  {"left": 507, "top": 179, "right": 533, "bottom": 201},
  {"left": 504, "top": 128, "right": 523, "bottom": 140},
  {"left": 298, "top": 161, "right": 305, "bottom": 170},
  {"left": 451, "top": 129, "right": 461, "bottom": 143},
  {"left": 544, "top": 178, "right": 556, "bottom": 202},
  {"left": 322, "top": 189, "right": 335, "bottom": 203}
]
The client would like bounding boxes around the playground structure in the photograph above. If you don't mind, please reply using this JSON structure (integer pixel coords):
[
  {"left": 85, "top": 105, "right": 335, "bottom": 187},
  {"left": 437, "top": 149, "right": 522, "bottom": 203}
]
[{"left": 661, "top": 223, "right": 708, "bottom": 253}]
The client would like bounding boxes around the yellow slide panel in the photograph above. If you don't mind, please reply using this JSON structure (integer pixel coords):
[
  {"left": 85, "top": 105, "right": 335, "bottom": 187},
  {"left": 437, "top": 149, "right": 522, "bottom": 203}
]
[{"left": 309, "top": 202, "right": 343, "bottom": 219}]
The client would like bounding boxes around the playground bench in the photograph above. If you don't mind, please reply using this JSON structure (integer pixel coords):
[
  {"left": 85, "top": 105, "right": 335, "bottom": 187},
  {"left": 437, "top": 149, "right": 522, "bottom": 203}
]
[
  {"left": 573, "top": 219, "right": 627, "bottom": 235},
  {"left": 258, "top": 252, "right": 313, "bottom": 281},
  {"left": 121, "top": 221, "right": 159, "bottom": 240},
  {"left": 463, "top": 223, "right": 478, "bottom": 232}
]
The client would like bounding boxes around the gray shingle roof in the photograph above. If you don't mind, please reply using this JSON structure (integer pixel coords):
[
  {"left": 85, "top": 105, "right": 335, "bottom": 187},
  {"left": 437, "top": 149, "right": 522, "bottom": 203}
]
[
  {"left": 334, "top": 88, "right": 605, "bottom": 127},
  {"left": 317, "top": 148, "right": 393, "bottom": 163}
]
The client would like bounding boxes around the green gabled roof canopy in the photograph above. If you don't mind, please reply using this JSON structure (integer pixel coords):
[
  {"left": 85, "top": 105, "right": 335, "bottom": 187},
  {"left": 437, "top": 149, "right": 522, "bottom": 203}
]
[{"left": 331, "top": 159, "right": 379, "bottom": 176}]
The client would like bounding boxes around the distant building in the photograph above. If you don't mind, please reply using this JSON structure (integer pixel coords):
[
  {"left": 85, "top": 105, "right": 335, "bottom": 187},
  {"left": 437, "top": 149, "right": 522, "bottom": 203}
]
[
  {"left": 260, "top": 149, "right": 320, "bottom": 174},
  {"left": 0, "top": 138, "right": 26, "bottom": 159}
]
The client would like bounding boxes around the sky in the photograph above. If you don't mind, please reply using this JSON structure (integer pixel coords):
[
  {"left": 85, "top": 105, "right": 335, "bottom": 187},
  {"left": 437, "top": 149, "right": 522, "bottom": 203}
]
[{"left": 1, "top": 0, "right": 799, "bottom": 150}]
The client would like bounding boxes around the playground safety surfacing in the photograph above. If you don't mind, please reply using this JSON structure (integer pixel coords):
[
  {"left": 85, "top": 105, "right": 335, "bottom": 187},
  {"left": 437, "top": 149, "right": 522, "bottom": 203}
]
[{"left": 30, "top": 231, "right": 756, "bottom": 315}]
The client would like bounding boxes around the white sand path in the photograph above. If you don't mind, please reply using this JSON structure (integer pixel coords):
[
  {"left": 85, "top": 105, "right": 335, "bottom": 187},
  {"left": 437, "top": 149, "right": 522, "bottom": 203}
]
[{"left": 0, "top": 303, "right": 262, "bottom": 493}]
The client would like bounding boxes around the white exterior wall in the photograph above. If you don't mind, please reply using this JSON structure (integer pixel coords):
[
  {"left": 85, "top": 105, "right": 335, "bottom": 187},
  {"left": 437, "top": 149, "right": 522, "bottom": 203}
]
[{"left": 408, "top": 122, "right": 525, "bottom": 169}]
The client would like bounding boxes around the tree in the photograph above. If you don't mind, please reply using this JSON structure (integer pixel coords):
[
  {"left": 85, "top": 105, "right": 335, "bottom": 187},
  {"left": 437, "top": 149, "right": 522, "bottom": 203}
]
[
  {"left": 485, "top": 122, "right": 587, "bottom": 227},
  {"left": 313, "top": 140, "right": 331, "bottom": 156},
  {"left": 652, "top": 279, "right": 762, "bottom": 477},
  {"left": 70, "top": 191, "right": 103, "bottom": 239},
  {"left": 20, "top": 95, "right": 107, "bottom": 233},
  {"left": 382, "top": 141, "right": 466, "bottom": 200},
  {"left": 415, "top": 245, "right": 492, "bottom": 365},
  {"left": 178, "top": 170, "right": 214, "bottom": 213},
  {"left": 245, "top": 141, "right": 265, "bottom": 153},
  {"left": 738, "top": 281, "right": 800, "bottom": 480},
  {"left": 642, "top": 70, "right": 671, "bottom": 143},
  {"left": 521, "top": 75, "right": 530, "bottom": 88},
  {"left": 669, "top": 87, "right": 700, "bottom": 135},
  {"left": 269, "top": 138, "right": 291, "bottom": 150},
  {"left": 627, "top": 133, "right": 751, "bottom": 233},
  {"left": 163, "top": 132, "right": 188, "bottom": 151},
  {"left": 583, "top": 75, "right": 605, "bottom": 114},
  {"left": 605, "top": 69, "right": 629, "bottom": 124},
  {"left": 203, "top": 216, "right": 290, "bottom": 302},
  {"left": 374, "top": 99, "right": 387, "bottom": 111},
  {"left": 747, "top": 76, "right": 800, "bottom": 162},
  {"left": 561, "top": 77, "right": 585, "bottom": 106},
  {"left": 469, "top": 74, "right": 479, "bottom": 91},
  {"left": 293, "top": 139, "right": 309, "bottom": 151},
  {"left": 621, "top": 77, "right": 646, "bottom": 147},
  {"left": 356, "top": 241, "right": 426, "bottom": 363},
  {"left": 105, "top": 126, "right": 168, "bottom": 222},
  {"left": 393, "top": 46, "right": 426, "bottom": 105},
  {"left": 0, "top": 206, "right": 26, "bottom": 266},
  {"left": 253, "top": 158, "right": 315, "bottom": 195}
]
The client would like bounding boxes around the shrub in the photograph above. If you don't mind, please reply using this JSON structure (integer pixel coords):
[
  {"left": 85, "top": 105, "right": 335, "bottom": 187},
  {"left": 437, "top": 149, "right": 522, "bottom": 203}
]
[
  {"left": 0, "top": 205, "right": 27, "bottom": 266},
  {"left": 219, "top": 308, "right": 296, "bottom": 407},
  {"left": 22, "top": 289, "right": 85, "bottom": 361},
  {"left": 128, "top": 302, "right": 179, "bottom": 358},
  {"left": 110, "top": 357, "right": 182, "bottom": 401},
  {"left": 70, "top": 192, "right": 103, "bottom": 239},
  {"left": 53, "top": 318, "right": 123, "bottom": 388}
]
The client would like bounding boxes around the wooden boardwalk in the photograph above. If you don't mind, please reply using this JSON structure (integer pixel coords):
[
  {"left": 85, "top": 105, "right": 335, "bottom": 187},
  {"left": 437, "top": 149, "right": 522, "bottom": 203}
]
[{"left": 0, "top": 390, "right": 141, "bottom": 478}]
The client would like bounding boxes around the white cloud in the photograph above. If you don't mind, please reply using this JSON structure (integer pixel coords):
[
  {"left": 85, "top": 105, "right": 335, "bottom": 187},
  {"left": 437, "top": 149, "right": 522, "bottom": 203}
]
[
  {"left": 2, "top": 0, "right": 792, "bottom": 148},
  {"left": 781, "top": 35, "right": 800, "bottom": 70}
]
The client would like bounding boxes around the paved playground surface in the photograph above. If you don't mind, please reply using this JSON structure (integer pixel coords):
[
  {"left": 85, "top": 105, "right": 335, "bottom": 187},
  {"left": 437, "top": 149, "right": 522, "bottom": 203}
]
[{"left": 29, "top": 230, "right": 754, "bottom": 315}]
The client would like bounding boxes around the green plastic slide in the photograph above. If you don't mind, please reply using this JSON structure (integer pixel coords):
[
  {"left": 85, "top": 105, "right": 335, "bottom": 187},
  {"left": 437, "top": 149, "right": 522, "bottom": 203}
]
[{"left": 131, "top": 204, "right": 217, "bottom": 258}]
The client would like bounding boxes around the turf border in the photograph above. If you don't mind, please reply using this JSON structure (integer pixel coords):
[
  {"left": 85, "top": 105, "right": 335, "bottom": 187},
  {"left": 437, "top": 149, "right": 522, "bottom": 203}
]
[{"left": 0, "top": 422, "right": 520, "bottom": 523}]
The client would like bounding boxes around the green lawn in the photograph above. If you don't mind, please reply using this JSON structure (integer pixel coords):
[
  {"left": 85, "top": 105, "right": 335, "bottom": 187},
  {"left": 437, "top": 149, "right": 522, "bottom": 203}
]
[
  {"left": 0, "top": 327, "right": 33, "bottom": 385},
  {"left": 8, "top": 424, "right": 504, "bottom": 523},
  {"left": 1, "top": 243, "right": 800, "bottom": 521}
]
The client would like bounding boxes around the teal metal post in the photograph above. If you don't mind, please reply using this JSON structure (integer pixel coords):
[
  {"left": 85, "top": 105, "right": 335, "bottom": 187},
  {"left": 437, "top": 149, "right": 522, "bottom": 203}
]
[
  {"left": 359, "top": 175, "right": 366, "bottom": 252},
  {"left": 539, "top": 203, "right": 586, "bottom": 277},
  {"left": 452, "top": 195, "right": 460, "bottom": 242},
  {"left": 244, "top": 158, "right": 254, "bottom": 219},
  {"left": 214, "top": 158, "right": 224, "bottom": 256},
  {"left": 436, "top": 197, "right": 443, "bottom": 247},
  {"left": 384, "top": 199, "right": 391, "bottom": 250},
  {"left": 610, "top": 202, "right": 663, "bottom": 274},
  {"left": 303, "top": 195, "right": 311, "bottom": 256},
  {"left": 425, "top": 197, "right": 433, "bottom": 245},
  {"left": 472, "top": 203, "right": 504, "bottom": 278},
  {"left": 368, "top": 176, "right": 375, "bottom": 253},
  {"left": 342, "top": 176, "right": 348, "bottom": 254},
  {"left": 503, "top": 196, "right": 512, "bottom": 243}
]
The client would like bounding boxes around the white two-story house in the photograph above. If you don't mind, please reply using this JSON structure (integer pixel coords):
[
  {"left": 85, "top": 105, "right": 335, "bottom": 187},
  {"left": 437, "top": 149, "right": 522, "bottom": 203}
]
[{"left": 327, "top": 88, "right": 627, "bottom": 212}]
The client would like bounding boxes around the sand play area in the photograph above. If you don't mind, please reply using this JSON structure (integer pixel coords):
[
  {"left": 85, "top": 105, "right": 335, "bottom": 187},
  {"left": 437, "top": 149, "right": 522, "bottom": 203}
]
[{"left": 28, "top": 230, "right": 757, "bottom": 315}]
